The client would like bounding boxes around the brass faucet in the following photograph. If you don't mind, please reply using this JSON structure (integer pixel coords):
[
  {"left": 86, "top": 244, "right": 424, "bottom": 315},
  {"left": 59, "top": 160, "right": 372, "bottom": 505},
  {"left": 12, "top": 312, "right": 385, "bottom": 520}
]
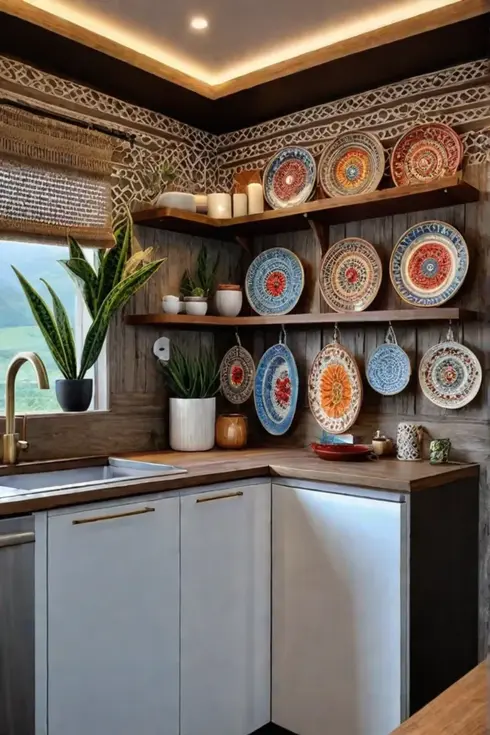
[{"left": 2, "top": 352, "right": 50, "bottom": 465}]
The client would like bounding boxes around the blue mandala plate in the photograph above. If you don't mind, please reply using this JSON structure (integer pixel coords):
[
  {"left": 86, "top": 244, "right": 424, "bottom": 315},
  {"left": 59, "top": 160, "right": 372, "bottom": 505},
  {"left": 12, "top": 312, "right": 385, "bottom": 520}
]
[
  {"left": 245, "top": 247, "right": 304, "bottom": 315},
  {"left": 263, "top": 147, "right": 316, "bottom": 209},
  {"left": 366, "top": 343, "right": 411, "bottom": 396},
  {"left": 254, "top": 343, "right": 299, "bottom": 435}
]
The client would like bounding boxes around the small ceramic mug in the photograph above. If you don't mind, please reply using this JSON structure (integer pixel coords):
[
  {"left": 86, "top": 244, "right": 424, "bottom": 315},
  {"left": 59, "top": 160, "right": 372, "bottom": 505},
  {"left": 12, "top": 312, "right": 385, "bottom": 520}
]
[
  {"left": 429, "top": 438, "right": 451, "bottom": 465},
  {"left": 397, "top": 423, "right": 424, "bottom": 461}
]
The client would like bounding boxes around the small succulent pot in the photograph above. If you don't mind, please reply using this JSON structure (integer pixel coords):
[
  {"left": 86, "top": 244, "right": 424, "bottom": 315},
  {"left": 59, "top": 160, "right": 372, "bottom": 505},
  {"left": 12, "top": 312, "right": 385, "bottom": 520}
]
[
  {"left": 56, "top": 379, "right": 93, "bottom": 412},
  {"left": 216, "top": 284, "right": 243, "bottom": 317},
  {"left": 216, "top": 414, "right": 248, "bottom": 449},
  {"left": 184, "top": 296, "right": 208, "bottom": 316}
]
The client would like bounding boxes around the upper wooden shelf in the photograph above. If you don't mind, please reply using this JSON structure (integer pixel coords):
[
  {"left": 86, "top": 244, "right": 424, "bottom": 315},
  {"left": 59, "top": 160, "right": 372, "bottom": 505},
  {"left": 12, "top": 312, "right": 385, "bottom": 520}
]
[
  {"left": 126, "top": 308, "right": 476, "bottom": 329},
  {"left": 132, "top": 176, "right": 479, "bottom": 240}
]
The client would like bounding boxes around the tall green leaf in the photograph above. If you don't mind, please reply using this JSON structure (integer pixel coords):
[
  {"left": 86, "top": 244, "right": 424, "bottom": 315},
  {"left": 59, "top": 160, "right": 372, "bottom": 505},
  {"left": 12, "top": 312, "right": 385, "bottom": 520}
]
[
  {"left": 96, "top": 217, "right": 132, "bottom": 308},
  {"left": 59, "top": 257, "right": 98, "bottom": 319},
  {"left": 40, "top": 279, "right": 77, "bottom": 379},
  {"left": 78, "top": 258, "right": 165, "bottom": 378},
  {"left": 12, "top": 267, "right": 71, "bottom": 379}
]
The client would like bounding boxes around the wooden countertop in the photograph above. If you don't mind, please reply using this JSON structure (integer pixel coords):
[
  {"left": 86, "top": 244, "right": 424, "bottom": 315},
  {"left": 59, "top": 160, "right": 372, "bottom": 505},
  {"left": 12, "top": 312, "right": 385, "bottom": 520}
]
[
  {"left": 391, "top": 662, "right": 487, "bottom": 735},
  {"left": 0, "top": 448, "right": 479, "bottom": 517}
]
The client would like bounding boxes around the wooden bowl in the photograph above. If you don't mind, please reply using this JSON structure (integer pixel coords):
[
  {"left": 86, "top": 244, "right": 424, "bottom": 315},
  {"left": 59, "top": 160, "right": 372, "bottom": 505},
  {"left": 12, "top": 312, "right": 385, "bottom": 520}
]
[{"left": 311, "top": 443, "right": 372, "bottom": 461}]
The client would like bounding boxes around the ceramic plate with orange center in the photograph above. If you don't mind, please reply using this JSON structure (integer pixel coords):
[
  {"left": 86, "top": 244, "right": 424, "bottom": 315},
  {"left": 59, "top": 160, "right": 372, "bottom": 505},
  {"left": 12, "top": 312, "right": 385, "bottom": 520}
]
[
  {"left": 318, "top": 132, "right": 385, "bottom": 198},
  {"left": 308, "top": 342, "right": 363, "bottom": 434},
  {"left": 245, "top": 247, "right": 304, "bottom": 315},
  {"left": 319, "top": 237, "right": 382, "bottom": 312}
]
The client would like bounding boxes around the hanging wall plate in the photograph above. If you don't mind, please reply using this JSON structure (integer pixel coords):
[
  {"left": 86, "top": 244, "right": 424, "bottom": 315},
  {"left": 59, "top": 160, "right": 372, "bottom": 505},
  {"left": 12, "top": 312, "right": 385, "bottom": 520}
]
[
  {"left": 220, "top": 343, "right": 255, "bottom": 405},
  {"left": 419, "top": 330, "right": 481, "bottom": 409},
  {"left": 390, "top": 220, "right": 469, "bottom": 307},
  {"left": 254, "top": 340, "right": 299, "bottom": 436},
  {"left": 308, "top": 333, "right": 363, "bottom": 435},
  {"left": 366, "top": 326, "right": 411, "bottom": 396}
]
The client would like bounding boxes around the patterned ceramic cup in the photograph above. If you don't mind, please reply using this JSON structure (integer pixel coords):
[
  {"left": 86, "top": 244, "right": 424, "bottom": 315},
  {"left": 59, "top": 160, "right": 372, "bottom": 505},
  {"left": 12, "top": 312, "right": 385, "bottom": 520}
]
[
  {"left": 397, "top": 423, "right": 424, "bottom": 461},
  {"left": 429, "top": 438, "right": 451, "bottom": 465}
]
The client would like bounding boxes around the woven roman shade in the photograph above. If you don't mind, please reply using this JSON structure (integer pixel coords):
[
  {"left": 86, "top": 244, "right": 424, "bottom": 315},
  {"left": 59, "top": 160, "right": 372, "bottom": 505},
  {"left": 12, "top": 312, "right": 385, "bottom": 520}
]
[{"left": 0, "top": 105, "right": 117, "bottom": 246}]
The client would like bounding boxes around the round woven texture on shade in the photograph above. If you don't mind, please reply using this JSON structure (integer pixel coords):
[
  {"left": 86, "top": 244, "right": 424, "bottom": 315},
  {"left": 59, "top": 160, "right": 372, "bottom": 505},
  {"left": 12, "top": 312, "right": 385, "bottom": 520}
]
[
  {"left": 389, "top": 220, "right": 469, "bottom": 307},
  {"left": 254, "top": 343, "right": 299, "bottom": 436},
  {"left": 366, "top": 343, "right": 411, "bottom": 396},
  {"left": 319, "top": 237, "right": 382, "bottom": 312},
  {"left": 220, "top": 345, "right": 255, "bottom": 405},
  {"left": 308, "top": 342, "right": 363, "bottom": 435},
  {"left": 418, "top": 340, "right": 482, "bottom": 409},
  {"left": 245, "top": 247, "right": 304, "bottom": 316},
  {"left": 263, "top": 146, "right": 316, "bottom": 209},
  {"left": 318, "top": 131, "right": 385, "bottom": 198},
  {"left": 390, "top": 122, "right": 463, "bottom": 187}
]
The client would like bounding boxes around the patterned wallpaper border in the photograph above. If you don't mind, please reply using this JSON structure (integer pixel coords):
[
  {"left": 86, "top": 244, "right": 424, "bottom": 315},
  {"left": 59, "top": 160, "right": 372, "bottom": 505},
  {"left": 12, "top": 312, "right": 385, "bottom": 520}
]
[{"left": 0, "top": 54, "right": 488, "bottom": 212}]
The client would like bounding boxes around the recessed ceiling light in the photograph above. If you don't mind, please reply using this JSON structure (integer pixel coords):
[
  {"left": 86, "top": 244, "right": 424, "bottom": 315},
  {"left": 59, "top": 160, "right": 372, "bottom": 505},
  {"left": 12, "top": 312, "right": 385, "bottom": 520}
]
[{"left": 190, "top": 16, "right": 209, "bottom": 31}]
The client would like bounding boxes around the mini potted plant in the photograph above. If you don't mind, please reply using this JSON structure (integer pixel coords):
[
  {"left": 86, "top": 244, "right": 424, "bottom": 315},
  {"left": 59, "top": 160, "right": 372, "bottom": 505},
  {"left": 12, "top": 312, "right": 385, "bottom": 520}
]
[
  {"left": 180, "top": 245, "right": 219, "bottom": 316},
  {"left": 145, "top": 160, "right": 196, "bottom": 212},
  {"left": 159, "top": 345, "right": 220, "bottom": 451},
  {"left": 13, "top": 216, "right": 166, "bottom": 412}
]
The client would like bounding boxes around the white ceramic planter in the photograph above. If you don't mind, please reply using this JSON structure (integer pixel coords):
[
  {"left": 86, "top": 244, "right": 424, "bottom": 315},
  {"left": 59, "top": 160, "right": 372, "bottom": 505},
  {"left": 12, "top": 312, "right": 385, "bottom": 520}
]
[
  {"left": 169, "top": 397, "right": 216, "bottom": 451},
  {"left": 184, "top": 297, "right": 208, "bottom": 316},
  {"left": 216, "top": 289, "right": 243, "bottom": 317},
  {"left": 155, "top": 192, "right": 196, "bottom": 212}
]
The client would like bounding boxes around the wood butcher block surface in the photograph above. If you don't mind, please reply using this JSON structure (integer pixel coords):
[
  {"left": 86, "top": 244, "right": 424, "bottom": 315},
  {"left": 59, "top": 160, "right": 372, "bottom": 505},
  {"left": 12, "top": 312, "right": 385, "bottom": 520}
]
[
  {"left": 0, "top": 448, "right": 479, "bottom": 517},
  {"left": 391, "top": 662, "right": 487, "bottom": 735}
]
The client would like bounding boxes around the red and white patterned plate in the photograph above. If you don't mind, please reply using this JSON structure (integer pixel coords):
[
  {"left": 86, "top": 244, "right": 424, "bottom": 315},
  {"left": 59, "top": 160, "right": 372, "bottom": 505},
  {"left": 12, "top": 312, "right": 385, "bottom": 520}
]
[
  {"left": 263, "top": 147, "right": 316, "bottom": 209},
  {"left": 419, "top": 339, "right": 481, "bottom": 409},
  {"left": 319, "top": 237, "right": 382, "bottom": 312},
  {"left": 220, "top": 345, "right": 255, "bottom": 404},
  {"left": 391, "top": 123, "right": 463, "bottom": 187},
  {"left": 319, "top": 131, "right": 385, "bottom": 197}
]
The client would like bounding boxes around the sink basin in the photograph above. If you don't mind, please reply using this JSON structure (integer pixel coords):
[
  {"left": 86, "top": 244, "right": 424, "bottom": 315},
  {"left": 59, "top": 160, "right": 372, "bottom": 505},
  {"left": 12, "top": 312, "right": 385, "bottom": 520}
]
[{"left": 0, "top": 457, "right": 187, "bottom": 495}]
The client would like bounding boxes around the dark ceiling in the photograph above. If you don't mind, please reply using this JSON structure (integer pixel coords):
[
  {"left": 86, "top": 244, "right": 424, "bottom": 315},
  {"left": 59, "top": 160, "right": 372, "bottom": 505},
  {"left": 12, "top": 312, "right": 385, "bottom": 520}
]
[{"left": 0, "top": 12, "right": 488, "bottom": 133}]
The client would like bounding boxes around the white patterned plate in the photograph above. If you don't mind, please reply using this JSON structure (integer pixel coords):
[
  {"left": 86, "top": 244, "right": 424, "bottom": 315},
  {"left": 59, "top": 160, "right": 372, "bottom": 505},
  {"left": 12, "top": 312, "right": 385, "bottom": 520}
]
[
  {"left": 419, "top": 340, "right": 481, "bottom": 409},
  {"left": 319, "top": 238, "right": 382, "bottom": 312}
]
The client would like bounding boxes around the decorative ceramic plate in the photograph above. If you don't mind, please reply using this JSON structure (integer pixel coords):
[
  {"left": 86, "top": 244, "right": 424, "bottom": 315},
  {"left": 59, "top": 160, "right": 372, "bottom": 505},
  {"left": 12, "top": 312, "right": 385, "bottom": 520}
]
[
  {"left": 263, "top": 147, "right": 317, "bottom": 209},
  {"left": 366, "top": 344, "right": 411, "bottom": 396},
  {"left": 245, "top": 247, "right": 304, "bottom": 315},
  {"left": 311, "top": 443, "right": 371, "bottom": 461},
  {"left": 308, "top": 342, "right": 363, "bottom": 434},
  {"left": 220, "top": 345, "right": 255, "bottom": 404},
  {"left": 254, "top": 343, "right": 299, "bottom": 435},
  {"left": 318, "top": 131, "right": 385, "bottom": 197},
  {"left": 390, "top": 220, "right": 469, "bottom": 307},
  {"left": 319, "top": 237, "right": 382, "bottom": 312},
  {"left": 419, "top": 340, "right": 482, "bottom": 409},
  {"left": 391, "top": 123, "right": 463, "bottom": 186}
]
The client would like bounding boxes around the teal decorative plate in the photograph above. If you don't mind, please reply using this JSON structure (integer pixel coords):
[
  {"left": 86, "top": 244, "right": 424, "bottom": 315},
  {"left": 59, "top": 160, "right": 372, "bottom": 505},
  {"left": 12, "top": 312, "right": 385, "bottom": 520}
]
[
  {"left": 263, "top": 147, "right": 316, "bottom": 209},
  {"left": 245, "top": 247, "right": 304, "bottom": 316},
  {"left": 254, "top": 343, "right": 299, "bottom": 435}
]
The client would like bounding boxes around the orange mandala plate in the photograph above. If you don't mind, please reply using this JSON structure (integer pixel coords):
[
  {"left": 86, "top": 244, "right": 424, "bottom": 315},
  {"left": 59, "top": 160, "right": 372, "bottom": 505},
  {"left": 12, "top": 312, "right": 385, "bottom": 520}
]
[{"left": 308, "top": 342, "right": 363, "bottom": 434}]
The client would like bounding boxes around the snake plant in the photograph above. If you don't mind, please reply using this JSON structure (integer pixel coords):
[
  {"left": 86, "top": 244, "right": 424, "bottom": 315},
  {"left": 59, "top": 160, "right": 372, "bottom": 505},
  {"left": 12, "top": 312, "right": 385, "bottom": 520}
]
[{"left": 13, "top": 216, "right": 166, "bottom": 380}]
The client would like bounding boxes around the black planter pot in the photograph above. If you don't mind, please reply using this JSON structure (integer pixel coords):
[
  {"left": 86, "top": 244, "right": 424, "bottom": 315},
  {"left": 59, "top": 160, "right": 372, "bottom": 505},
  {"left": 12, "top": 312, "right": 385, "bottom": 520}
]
[{"left": 55, "top": 379, "right": 93, "bottom": 412}]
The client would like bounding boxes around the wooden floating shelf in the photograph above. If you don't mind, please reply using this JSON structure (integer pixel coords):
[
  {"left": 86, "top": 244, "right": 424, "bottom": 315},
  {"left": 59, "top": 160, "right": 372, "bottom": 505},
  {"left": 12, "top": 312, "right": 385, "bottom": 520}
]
[
  {"left": 126, "top": 308, "right": 477, "bottom": 329},
  {"left": 132, "top": 176, "right": 479, "bottom": 240}
]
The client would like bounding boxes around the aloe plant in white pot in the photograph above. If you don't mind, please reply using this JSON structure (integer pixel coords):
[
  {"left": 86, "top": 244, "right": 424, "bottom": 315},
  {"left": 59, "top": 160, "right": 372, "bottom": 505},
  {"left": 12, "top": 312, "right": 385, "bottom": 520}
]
[
  {"left": 13, "top": 216, "right": 166, "bottom": 412},
  {"left": 159, "top": 345, "right": 220, "bottom": 451}
]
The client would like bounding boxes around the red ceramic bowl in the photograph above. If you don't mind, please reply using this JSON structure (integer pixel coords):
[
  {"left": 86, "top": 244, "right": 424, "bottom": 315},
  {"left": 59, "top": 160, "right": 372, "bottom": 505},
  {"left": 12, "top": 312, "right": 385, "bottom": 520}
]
[{"left": 311, "top": 443, "right": 372, "bottom": 461}]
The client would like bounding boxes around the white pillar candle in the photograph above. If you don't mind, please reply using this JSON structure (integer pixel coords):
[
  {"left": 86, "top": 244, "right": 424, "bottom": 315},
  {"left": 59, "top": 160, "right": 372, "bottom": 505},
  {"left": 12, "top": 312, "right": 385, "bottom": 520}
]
[
  {"left": 208, "top": 193, "right": 232, "bottom": 219},
  {"left": 233, "top": 193, "right": 248, "bottom": 217},
  {"left": 194, "top": 193, "right": 208, "bottom": 213},
  {"left": 247, "top": 182, "right": 264, "bottom": 214}
]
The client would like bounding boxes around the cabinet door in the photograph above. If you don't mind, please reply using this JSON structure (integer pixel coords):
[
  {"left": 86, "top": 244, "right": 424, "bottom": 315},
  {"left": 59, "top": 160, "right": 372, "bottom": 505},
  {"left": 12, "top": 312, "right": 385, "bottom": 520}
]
[
  {"left": 181, "top": 483, "right": 271, "bottom": 735},
  {"left": 46, "top": 497, "right": 180, "bottom": 735},
  {"left": 272, "top": 484, "right": 406, "bottom": 735}
]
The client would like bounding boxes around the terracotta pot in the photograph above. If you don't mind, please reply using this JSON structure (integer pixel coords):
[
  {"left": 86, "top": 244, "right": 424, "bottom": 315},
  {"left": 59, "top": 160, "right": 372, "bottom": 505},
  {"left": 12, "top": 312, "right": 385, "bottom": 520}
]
[{"left": 216, "top": 414, "right": 248, "bottom": 449}]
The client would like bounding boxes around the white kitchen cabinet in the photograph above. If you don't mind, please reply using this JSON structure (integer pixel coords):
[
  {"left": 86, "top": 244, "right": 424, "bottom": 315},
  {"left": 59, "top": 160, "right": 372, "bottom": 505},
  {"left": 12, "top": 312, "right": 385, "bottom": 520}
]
[
  {"left": 272, "top": 483, "right": 407, "bottom": 735},
  {"left": 180, "top": 482, "right": 271, "bottom": 735},
  {"left": 42, "top": 496, "right": 180, "bottom": 735}
]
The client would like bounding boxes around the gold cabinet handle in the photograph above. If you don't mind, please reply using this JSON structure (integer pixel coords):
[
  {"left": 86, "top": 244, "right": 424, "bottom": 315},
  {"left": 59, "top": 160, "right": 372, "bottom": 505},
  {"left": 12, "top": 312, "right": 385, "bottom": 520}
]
[
  {"left": 72, "top": 507, "right": 155, "bottom": 525},
  {"left": 196, "top": 491, "right": 244, "bottom": 504}
]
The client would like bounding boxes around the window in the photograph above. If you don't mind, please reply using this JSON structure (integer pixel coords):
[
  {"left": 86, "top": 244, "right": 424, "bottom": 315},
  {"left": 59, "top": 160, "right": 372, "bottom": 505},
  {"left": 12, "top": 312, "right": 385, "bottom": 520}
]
[{"left": 0, "top": 240, "right": 105, "bottom": 414}]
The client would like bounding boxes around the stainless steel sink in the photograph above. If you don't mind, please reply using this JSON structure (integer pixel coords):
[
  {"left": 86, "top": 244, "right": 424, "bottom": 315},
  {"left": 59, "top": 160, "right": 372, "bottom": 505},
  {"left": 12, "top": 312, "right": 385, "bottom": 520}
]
[{"left": 0, "top": 457, "right": 187, "bottom": 495}]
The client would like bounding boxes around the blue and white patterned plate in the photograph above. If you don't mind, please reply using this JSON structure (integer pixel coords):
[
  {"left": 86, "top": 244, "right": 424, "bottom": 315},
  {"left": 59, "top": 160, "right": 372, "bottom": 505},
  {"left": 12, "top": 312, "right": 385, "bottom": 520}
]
[
  {"left": 366, "top": 343, "right": 411, "bottom": 396},
  {"left": 263, "top": 147, "right": 317, "bottom": 209},
  {"left": 245, "top": 247, "right": 304, "bottom": 315},
  {"left": 390, "top": 220, "right": 469, "bottom": 307},
  {"left": 254, "top": 343, "right": 299, "bottom": 435}
]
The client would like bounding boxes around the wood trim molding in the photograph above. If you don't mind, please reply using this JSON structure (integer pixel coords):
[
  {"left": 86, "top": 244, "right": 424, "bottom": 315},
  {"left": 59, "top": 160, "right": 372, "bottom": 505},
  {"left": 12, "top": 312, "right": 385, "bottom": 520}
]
[{"left": 0, "top": 0, "right": 488, "bottom": 100}]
